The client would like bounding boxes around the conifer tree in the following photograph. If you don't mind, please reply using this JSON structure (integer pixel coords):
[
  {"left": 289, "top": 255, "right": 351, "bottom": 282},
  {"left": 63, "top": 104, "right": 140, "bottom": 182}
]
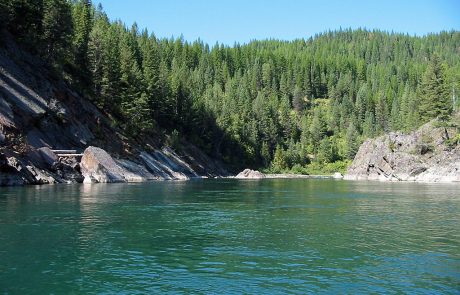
[
  {"left": 41, "top": 0, "right": 73, "bottom": 62},
  {"left": 72, "top": 0, "right": 92, "bottom": 76},
  {"left": 418, "top": 54, "right": 451, "bottom": 122},
  {"left": 345, "top": 122, "right": 360, "bottom": 159}
]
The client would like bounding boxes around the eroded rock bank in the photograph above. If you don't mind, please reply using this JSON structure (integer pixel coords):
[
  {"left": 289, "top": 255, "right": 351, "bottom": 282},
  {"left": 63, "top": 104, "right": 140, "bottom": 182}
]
[
  {"left": 0, "top": 144, "right": 228, "bottom": 185},
  {"left": 0, "top": 34, "right": 228, "bottom": 186},
  {"left": 345, "top": 121, "right": 460, "bottom": 182},
  {"left": 80, "top": 146, "right": 212, "bottom": 183}
]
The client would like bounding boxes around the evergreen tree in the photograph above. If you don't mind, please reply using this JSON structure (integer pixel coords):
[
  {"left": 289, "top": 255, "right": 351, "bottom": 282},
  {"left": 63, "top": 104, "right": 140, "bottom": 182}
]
[
  {"left": 292, "top": 86, "right": 305, "bottom": 112},
  {"left": 309, "top": 108, "right": 327, "bottom": 152},
  {"left": 418, "top": 54, "right": 451, "bottom": 122},
  {"left": 271, "top": 145, "right": 287, "bottom": 172},
  {"left": 317, "top": 137, "right": 338, "bottom": 163},
  {"left": 345, "top": 122, "right": 360, "bottom": 159},
  {"left": 390, "top": 96, "right": 402, "bottom": 130},
  {"left": 4, "top": 0, "right": 44, "bottom": 47},
  {"left": 375, "top": 92, "right": 389, "bottom": 133},
  {"left": 72, "top": 0, "right": 92, "bottom": 76},
  {"left": 41, "top": 0, "right": 73, "bottom": 62}
]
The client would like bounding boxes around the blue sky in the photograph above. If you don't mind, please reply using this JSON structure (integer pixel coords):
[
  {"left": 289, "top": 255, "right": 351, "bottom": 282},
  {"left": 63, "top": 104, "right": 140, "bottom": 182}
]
[{"left": 96, "top": 0, "right": 460, "bottom": 44}]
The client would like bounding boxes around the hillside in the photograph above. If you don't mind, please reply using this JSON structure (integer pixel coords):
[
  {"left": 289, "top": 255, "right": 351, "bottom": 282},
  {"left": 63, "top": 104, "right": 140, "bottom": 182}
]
[
  {"left": 0, "top": 34, "right": 228, "bottom": 185},
  {"left": 1, "top": 1, "right": 460, "bottom": 185}
]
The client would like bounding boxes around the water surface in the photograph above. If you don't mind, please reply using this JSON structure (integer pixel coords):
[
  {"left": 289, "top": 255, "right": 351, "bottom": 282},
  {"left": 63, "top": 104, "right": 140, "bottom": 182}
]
[{"left": 0, "top": 179, "right": 459, "bottom": 294}]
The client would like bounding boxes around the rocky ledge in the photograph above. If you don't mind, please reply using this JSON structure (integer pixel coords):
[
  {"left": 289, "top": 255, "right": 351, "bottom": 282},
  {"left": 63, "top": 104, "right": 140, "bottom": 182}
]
[
  {"left": 0, "top": 144, "right": 229, "bottom": 186},
  {"left": 345, "top": 121, "right": 460, "bottom": 182}
]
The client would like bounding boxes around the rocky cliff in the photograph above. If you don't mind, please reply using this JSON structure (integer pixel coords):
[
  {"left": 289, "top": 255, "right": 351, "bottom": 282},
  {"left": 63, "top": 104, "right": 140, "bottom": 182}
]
[
  {"left": 345, "top": 120, "right": 460, "bottom": 182},
  {"left": 0, "top": 34, "right": 228, "bottom": 186}
]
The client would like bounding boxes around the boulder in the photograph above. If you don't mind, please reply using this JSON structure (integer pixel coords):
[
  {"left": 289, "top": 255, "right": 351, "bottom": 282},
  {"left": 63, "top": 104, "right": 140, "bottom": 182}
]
[
  {"left": 333, "top": 172, "right": 343, "bottom": 179},
  {"left": 80, "top": 146, "right": 157, "bottom": 183},
  {"left": 235, "top": 169, "right": 265, "bottom": 179},
  {"left": 80, "top": 146, "right": 127, "bottom": 183}
]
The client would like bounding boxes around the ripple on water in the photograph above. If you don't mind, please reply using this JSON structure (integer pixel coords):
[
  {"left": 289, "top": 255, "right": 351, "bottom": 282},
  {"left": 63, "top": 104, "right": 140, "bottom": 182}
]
[{"left": 0, "top": 179, "right": 459, "bottom": 294}]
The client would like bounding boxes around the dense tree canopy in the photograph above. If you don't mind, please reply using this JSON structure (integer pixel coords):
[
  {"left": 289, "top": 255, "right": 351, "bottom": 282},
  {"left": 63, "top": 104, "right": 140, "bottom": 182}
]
[{"left": 2, "top": 0, "right": 459, "bottom": 172}]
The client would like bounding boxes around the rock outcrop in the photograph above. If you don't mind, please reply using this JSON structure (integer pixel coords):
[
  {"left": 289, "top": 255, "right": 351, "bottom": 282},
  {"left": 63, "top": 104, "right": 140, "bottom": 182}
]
[
  {"left": 0, "top": 152, "right": 56, "bottom": 186},
  {"left": 0, "top": 33, "right": 229, "bottom": 186},
  {"left": 345, "top": 121, "right": 460, "bottom": 182},
  {"left": 235, "top": 169, "right": 265, "bottom": 179},
  {"left": 80, "top": 146, "right": 206, "bottom": 183},
  {"left": 81, "top": 146, "right": 134, "bottom": 183}
]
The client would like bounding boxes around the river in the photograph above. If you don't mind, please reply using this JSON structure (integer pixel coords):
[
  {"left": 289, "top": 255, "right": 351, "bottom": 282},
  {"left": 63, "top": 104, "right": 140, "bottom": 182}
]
[{"left": 0, "top": 179, "right": 459, "bottom": 294}]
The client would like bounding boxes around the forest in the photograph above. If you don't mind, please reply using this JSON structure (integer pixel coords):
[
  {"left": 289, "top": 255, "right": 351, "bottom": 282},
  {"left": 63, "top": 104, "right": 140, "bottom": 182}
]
[{"left": 1, "top": 0, "right": 459, "bottom": 173}]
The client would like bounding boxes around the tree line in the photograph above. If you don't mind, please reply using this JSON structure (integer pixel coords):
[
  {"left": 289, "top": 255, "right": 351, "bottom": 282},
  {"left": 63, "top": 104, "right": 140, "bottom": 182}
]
[{"left": 1, "top": 0, "right": 459, "bottom": 172}]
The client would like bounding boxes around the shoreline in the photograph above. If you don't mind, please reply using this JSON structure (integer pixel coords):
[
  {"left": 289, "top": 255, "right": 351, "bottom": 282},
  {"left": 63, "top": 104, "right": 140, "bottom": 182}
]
[{"left": 2, "top": 175, "right": 460, "bottom": 187}]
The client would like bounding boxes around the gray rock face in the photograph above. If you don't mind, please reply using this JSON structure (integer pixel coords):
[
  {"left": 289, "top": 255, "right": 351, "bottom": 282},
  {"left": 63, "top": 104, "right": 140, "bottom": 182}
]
[
  {"left": 235, "top": 169, "right": 266, "bottom": 179},
  {"left": 139, "top": 148, "right": 201, "bottom": 180},
  {"left": 80, "top": 146, "right": 132, "bottom": 183},
  {"left": 345, "top": 122, "right": 460, "bottom": 182},
  {"left": 80, "top": 146, "right": 211, "bottom": 183},
  {"left": 0, "top": 152, "right": 56, "bottom": 186},
  {"left": 0, "top": 131, "right": 5, "bottom": 145},
  {"left": 116, "top": 159, "right": 159, "bottom": 181},
  {"left": 37, "top": 147, "right": 58, "bottom": 167}
]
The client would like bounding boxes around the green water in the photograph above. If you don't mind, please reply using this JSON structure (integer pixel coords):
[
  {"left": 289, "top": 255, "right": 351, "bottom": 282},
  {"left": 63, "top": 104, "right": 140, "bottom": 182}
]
[{"left": 0, "top": 179, "right": 459, "bottom": 294}]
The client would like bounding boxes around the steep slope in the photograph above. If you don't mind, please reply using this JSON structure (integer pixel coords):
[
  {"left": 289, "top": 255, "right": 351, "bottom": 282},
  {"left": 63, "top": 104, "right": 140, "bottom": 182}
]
[
  {"left": 0, "top": 35, "right": 228, "bottom": 186},
  {"left": 345, "top": 120, "right": 460, "bottom": 182}
]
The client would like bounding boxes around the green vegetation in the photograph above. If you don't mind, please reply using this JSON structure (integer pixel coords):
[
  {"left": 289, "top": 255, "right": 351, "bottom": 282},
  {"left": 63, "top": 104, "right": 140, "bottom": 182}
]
[{"left": 2, "top": 0, "right": 459, "bottom": 172}]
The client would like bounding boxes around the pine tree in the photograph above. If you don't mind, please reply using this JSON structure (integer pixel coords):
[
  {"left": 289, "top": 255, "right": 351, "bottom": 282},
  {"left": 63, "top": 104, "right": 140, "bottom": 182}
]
[
  {"left": 271, "top": 145, "right": 287, "bottom": 172},
  {"left": 362, "top": 110, "right": 376, "bottom": 138},
  {"left": 41, "top": 0, "right": 73, "bottom": 62},
  {"left": 310, "top": 108, "right": 327, "bottom": 152},
  {"left": 390, "top": 96, "right": 402, "bottom": 130},
  {"left": 355, "top": 84, "right": 368, "bottom": 129},
  {"left": 418, "top": 54, "right": 451, "bottom": 122},
  {"left": 4, "top": 0, "right": 44, "bottom": 47},
  {"left": 375, "top": 91, "right": 389, "bottom": 133},
  {"left": 122, "top": 93, "right": 155, "bottom": 136},
  {"left": 292, "top": 86, "right": 304, "bottom": 112},
  {"left": 87, "top": 9, "right": 107, "bottom": 100},
  {"left": 101, "top": 23, "right": 122, "bottom": 110},
  {"left": 317, "top": 137, "right": 338, "bottom": 163},
  {"left": 345, "top": 122, "right": 360, "bottom": 159},
  {"left": 119, "top": 28, "right": 144, "bottom": 119},
  {"left": 72, "top": 0, "right": 92, "bottom": 76}
]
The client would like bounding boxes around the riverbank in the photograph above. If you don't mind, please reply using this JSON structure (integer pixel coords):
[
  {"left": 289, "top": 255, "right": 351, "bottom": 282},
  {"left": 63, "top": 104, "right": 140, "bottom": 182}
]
[{"left": 265, "top": 174, "right": 333, "bottom": 179}]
